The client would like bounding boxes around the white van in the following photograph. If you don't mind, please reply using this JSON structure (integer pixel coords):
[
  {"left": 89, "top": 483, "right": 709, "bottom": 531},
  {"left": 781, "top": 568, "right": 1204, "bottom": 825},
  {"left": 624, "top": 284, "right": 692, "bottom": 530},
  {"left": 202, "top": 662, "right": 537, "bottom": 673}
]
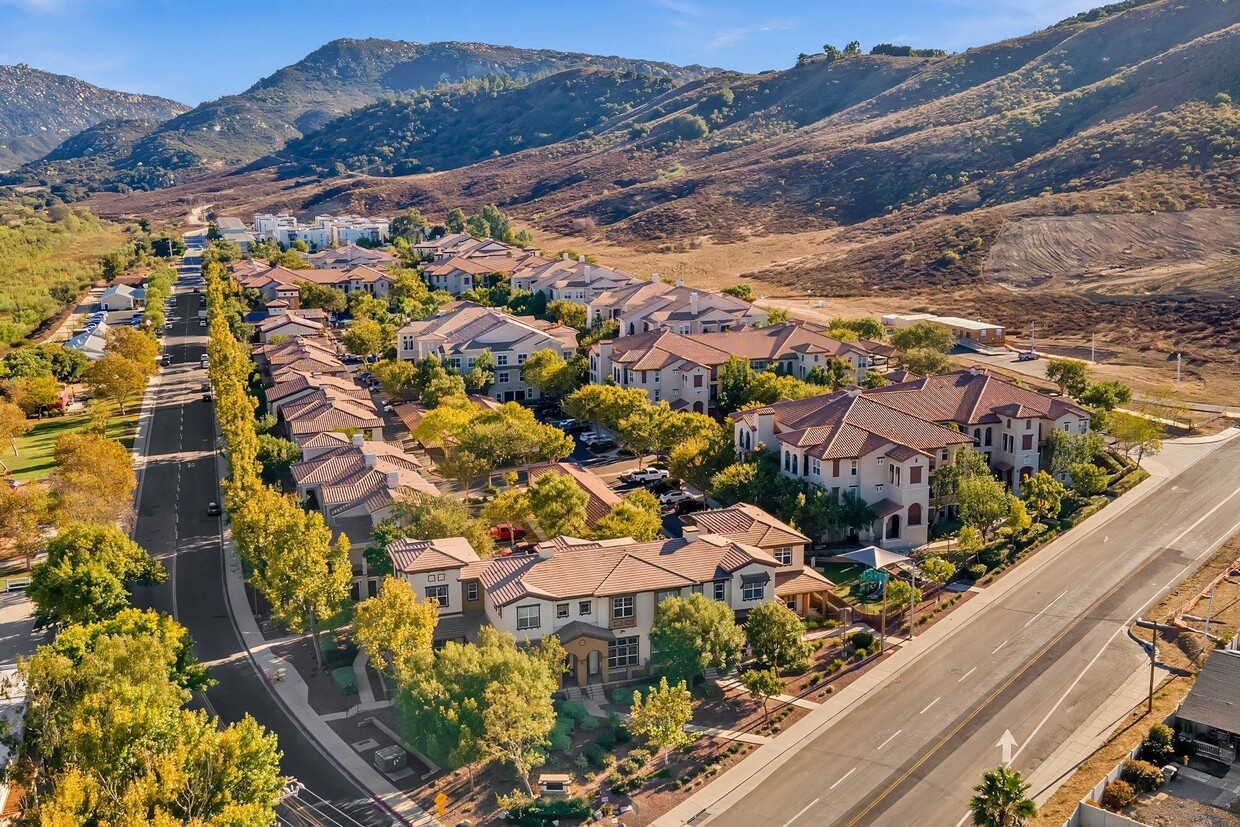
[{"left": 199, "top": 355, "right": 209, "bottom": 369}]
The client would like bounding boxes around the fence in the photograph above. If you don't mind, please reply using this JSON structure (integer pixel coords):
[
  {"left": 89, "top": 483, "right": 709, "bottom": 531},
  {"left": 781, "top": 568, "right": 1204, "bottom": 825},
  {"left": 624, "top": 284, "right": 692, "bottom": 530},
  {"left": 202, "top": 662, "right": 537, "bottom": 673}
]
[{"left": 2, "top": 575, "right": 31, "bottom": 593}]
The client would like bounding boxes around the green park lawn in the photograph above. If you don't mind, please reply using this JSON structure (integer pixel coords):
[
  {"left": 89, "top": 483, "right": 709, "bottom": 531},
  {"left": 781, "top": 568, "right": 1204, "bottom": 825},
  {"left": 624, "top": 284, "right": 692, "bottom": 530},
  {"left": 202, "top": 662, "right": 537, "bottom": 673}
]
[
  {"left": 817, "top": 561, "right": 885, "bottom": 610},
  {"left": 1, "top": 411, "right": 139, "bottom": 481}
]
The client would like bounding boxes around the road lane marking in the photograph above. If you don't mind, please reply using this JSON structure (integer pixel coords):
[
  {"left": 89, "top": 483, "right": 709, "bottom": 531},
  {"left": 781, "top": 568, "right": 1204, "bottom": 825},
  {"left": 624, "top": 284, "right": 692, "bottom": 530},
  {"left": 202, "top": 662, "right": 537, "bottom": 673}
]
[
  {"left": 829, "top": 769, "right": 856, "bottom": 790},
  {"left": 920, "top": 697, "right": 940, "bottom": 714},
  {"left": 1011, "top": 487, "right": 1240, "bottom": 767},
  {"left": 991, "top": 640, "right": 1008, "bottom": 654},
  {"left": 957, "top": 666, "right": 977, "bottom": 683},
  {"left": 877, "top": 730, "right": 902, "bottom": 751},
  {"left": 780, "top": 798, "right": 820, "bottom": 827},
  {"left": 954, "top": 812, "right": 971, "bottom": 827},
  {"left": 1022, "top": 590, "right": 1069, "bottom": 629}
]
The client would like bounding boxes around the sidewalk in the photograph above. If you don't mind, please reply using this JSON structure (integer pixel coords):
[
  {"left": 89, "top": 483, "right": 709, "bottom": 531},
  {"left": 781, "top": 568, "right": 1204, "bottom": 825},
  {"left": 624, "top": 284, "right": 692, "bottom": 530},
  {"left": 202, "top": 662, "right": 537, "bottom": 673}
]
[
  {"left": 211, "top": 421, "right": 438, "bottom": 826},
  {"left": 654, "top": 443, "right": 1181, "bottom": 827}
]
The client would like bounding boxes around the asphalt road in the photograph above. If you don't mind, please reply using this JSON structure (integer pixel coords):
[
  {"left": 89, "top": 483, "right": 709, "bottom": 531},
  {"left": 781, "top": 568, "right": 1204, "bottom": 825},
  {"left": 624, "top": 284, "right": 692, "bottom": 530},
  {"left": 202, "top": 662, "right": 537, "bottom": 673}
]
[
  {"left": 694, "top": 435, "right": 1240, "bottom": 827},
  {"left": 130, "top": 269, "right": 390, "bottom": 827}
]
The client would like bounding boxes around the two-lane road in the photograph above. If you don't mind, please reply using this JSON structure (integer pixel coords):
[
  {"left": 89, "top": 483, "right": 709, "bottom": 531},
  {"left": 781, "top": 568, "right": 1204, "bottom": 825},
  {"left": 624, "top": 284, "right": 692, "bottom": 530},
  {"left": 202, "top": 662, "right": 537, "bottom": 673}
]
[
  {"left": 130, "top": 270, "right": 389, "bottom": 826},
  {"left": 681, "top": 434, "right": 1240, "bottom": 827}
]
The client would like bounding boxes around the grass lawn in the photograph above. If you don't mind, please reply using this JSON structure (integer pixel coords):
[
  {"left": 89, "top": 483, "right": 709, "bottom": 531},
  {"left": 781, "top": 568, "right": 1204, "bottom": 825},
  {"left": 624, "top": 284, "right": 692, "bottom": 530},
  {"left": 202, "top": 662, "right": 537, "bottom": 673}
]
[
  {"left": 2, "top": 411, "right": 139, "bottom": 481},
  {"left": 817, "top": 561, "right": 885, "bottom": 611}
]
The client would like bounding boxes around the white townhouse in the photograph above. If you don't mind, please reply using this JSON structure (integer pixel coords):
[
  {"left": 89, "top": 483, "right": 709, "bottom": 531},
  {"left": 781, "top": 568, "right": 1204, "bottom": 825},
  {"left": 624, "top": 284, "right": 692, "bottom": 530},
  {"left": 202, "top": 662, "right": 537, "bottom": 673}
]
[
  {"left": 588, "top": 280, "right": 768, "bottom": 336},
  {"left": 509, "top": 256, "right": 646, "bottom": 304}
]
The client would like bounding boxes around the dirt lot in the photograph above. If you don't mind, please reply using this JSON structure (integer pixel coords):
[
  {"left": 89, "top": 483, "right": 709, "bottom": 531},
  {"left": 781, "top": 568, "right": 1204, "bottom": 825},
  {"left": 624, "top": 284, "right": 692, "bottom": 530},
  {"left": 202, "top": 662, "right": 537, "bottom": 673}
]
[{"left": 1032, "top": 533, "right": 1240, "bottom": 827}]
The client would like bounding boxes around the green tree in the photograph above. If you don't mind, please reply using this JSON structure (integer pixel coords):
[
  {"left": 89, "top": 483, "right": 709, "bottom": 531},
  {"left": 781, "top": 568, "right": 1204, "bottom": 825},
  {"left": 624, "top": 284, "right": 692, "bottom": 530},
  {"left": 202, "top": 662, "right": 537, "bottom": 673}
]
[
  {"left": 3, "top": 374, "right": 63, "bottom": 418},
  {"left": 717, "top": 355, "right": 755, "bottom": 415},
  {"left": 1108, "top": 411, "right": 1163, "bottom": 467},
  {"left": 564, "top": 384, "right": 650, "bottom": 430},
  {"left": 391, "top": 208, "right": 428, "bottom": 242},
  {"left": 445, "top": 207, "right": 467, "bottom": 233},
  {"left": 903, "top": 348, "right": 953, "bottom": 376},
  {"left": 28, "top": 523, "right": 165, "bottom": 624},
  {"left": 528, "top": 471, "right": 589, "bottom": 538},
  {"left": 957, "top": 525, "right": 985, "bottom": 558},
  {"left": 627, "top": 677, "right": 693, "bottom": 764},
  {"left": 422, "top": 370, "right": 468, "bottom": 408},
  {"left": 1047, "top": 430, "right": 1104, "bottom": 477},
  {"left": 464, "top": 349, "right": 495, "bottom": 393},
  {"left": 298, "top": 282, "right": 348, "bottom": 312},
  {"left": 890, "top": 322, "right": 954, "bottom": 354},
  {"left": 1021, "top": 471, "right": 1066, "bottom": 520},
  {"left": 437, "top": 447, "right": 491, "bottom": 495},
  {"left": 393, "top": 491, "right": 496, "bottom": 556},
  {"left": 1005, "top": 497, "right": 1032, "bottom": 532},
  {"left": 968, "top": 766, "right": 1037, "bottom": 827},
  {"left": 50, "top": 430, "right": 136, "bottom": 526},
  {"left": 709, "top": 461, "right": 759, "bottom": 505},
  {"left": 920, "top": 557, "right": 956, "bottom": 602},
  {"left": 482, "top": 488, "right": 536, "bottom": 552},
  {"left": 372, "top": 358, "right": 418, "bottom": 399},
  {"left": 957, "top": 474, "right": 1011, "bottom": 536},
  {"left": 546, "top": 299, "right": 588, "bottom": 330},
  {"left": 843, "top": 39, "right": 863, "bottom": 56},
  {"left": 669, "top": 432, "right": 734, "bottom": 494},
  {"left": 721, "top": 284, "right": 755, "bottom": 302},
  {"left": 343, "top": 317, "right": 394, "bottom": 364},
  {"left": 740, "top": 668, "right": 785, "bottom": 720},
  {"left": 0, "top": 399, "right": 30, "bottom": 459},
  {"left": 354, "top": 577, "right": 439, "bottom": 684},
  {"left": 805, "top": 357, "right": 853, "bottom": 390},
  {"left": 104, "top": 326, "right": 160, "bottom": 375},
  {"left": 0, "top": 483, "right": 50, "bottom": 571},
  {"left": 1069, "top": 461, "right": 1109, "bottom": 495},
  {"left": 521, "top": 348, "right": 583, "bottom": 398},
  {"left": 1045, "top": 359, "right": 1090, "bottom": 397},
  {"left": 590, "top": 489, "right": 664, "bottom": 542},
  {"left": 256, "top": 433, "right": 301, "bottom": 484},
  {"left": 829, "top": 316, "right": 886, "bottom": 340},
  {"left": 1079, "top": 380, "right": 1132, "bottom": 419},
  {"left": 745, "top": 601, "right": 811, "bottom": 675},
  {"left": 650, "top": 593, "right": 746, "bottom": 682},
  {"left": 483, "top": 679, "right": 558, "bottom": 794},
  {"left": 84, "top": 352, "right": 148, "bottom": 414}
]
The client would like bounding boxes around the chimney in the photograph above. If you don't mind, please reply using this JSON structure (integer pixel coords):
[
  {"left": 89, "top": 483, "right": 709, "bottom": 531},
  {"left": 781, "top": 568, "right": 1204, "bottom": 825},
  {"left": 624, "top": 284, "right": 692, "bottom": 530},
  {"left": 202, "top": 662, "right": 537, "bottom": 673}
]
[
  {"left": 675, "top": 278, "right": 684, "bottom": 288},
  {"left": 584, "top": 264, "right": 592, "bottom": 279},
  {"left": 650, "top": 272, "right": 660, "bottom": 283},
  {"left": 352, "top": 433, "right": 365, "bottom": 447},
  {"left": 536, "top": 541, "right": 556, "bottom": 560},
  {"left": 363, "top": 451, "right": 377, "bottom": 468},
  {"left": 690, "top": 292, "right": 699, "bottom": 314},
  {"left": 969, "top": 366, "right": 980, "bottom": 376},
  {"left": 577, "top": 255, "right": 585, "bottom": 263},
  {"left": 386, "top": 469, "right": 400, "bottom": 488},
  {"left": 681, "top": 520, "right": 701, "bottom": 543},
  {"left": 561, "top": 252, "right": 570, "bottom": 260}
]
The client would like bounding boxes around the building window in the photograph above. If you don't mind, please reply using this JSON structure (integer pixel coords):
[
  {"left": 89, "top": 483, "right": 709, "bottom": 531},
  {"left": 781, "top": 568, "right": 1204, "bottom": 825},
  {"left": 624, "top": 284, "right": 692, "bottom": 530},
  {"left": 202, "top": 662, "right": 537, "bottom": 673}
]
[
  {"left": 653, "top": 371, "right": 660, "bottom": 383},
  {"left": 657, "top": 589, "right": 679, "bottom": 603},
  {"left": 1021, "top": 434, "right": 1034, "bottom": 451},
  {"left": 908, "top": 503, "right": 923, "bottom": 526},
  {"left": 713, "top": 581, "right": 726, "bottom": 601},
  {"left": 448, "top": 357, "right": 461, "bottom": 370},
  {"left": 556, "top": 603, "right": 569, "bottom": 619},
  {"left": 1025, "top": 419, "right": 1032, "bottom": 430},
  {"left": 850, "top": 461, "right": 858, "bottom": 476},
  {"left": 516, "top": 605, "right": 540, "bottom": 630},
  {"left": 693, "top": 374, "right": 703, "bottom": 388},
  {"left": 877, "top": 457, "right": 885, "bottom": 466},
  {"left": 612, "top": 595, "right": 635, "bottom": 619},
  {"left": 608, "top": 636, "right": 640, "bottom": 669},
  {"left": 909, "top": 466, "right": 923, "bottom": 485},
  {"left": 579, "top": 601, "right": 592, "bottom": 616},
  {"left": 742, "top": 580, "right": 765, "bottom": 602},
  {"left": 875, "top": 483, "right": 884, "bottom": 493},
  {"left": 426, "top": 584, "right": 449, "bottom": 607},
  {"left": 466, "top": 582, "right": 479, "bottom": 601},
  {"left": 774, "top": 547, "right": 793, "bottom": 566},
  {"left": 518, "top": 353, "right": 527, "bottom": 364},
  {"left": 654, "top": 390, "right": 661, "bottom": 402},
  {"left": 497, "top": 354, "right": 509, "bottom": 366},
  {"left": 811, "top": 458, "right": 821, "bottom": 476},
  {"left": 497, "top": 371, "right": 510, "bottom": 384}
]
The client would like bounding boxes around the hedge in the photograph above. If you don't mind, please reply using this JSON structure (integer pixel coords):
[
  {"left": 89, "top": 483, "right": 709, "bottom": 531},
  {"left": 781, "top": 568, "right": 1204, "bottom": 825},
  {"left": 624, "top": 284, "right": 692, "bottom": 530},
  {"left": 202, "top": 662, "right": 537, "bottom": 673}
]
[{"left": 506, "top": 797, "right": 591, "bottom": 826}]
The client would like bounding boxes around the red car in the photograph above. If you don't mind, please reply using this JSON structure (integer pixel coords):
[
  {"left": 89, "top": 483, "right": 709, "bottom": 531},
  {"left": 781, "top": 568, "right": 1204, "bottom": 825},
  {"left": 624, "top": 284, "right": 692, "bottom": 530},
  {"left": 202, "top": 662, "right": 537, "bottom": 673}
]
[{"left": 489, "top": 524, "right": 527, "bottom": 542}]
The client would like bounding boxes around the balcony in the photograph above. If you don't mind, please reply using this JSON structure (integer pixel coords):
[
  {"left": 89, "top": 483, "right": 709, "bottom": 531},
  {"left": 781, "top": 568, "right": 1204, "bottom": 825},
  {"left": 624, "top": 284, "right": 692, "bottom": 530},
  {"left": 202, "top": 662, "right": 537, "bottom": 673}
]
[{"left": 609, "top": 615, "right": 637, "bottom": 630}]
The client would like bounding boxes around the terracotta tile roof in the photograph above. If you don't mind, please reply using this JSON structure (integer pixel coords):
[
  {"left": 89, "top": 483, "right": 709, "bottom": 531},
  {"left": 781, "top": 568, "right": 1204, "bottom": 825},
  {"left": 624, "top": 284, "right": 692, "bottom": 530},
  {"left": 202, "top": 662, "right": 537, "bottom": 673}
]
[
  {"left": 527, "top": 462, "right": 623, "bottom": 527},
  {"left": 268, "top": 373, "right": 367, "bottom": 404},
  {"left": 774, "top": 567, "right": 836, "bottom": 596},
  {"left": 682, "top": 503, "right": 808, "bottom": 548},
  {"left": 282, "top": 393, "right": 382, "bottom": 436},
  {"left": 306, "top": 244, "right": 399, "bottom": 268},
  {"left": 398, "top": 303, "right": 576, "bottom": 356},
  {"left": 465, "top": 534, "right": 779, "bottom": 607},
  {"left": 865, "top": 369, "right": 1090, "bottom": 425},
  {"left": 292, "top": 441, "right": 423, "bottom": 487},
  {"left": 387, "top": 537, "right": 480, "bottom": 575},
  {"left": 256, "top": 312, "right": 324, "bottom": 334}
]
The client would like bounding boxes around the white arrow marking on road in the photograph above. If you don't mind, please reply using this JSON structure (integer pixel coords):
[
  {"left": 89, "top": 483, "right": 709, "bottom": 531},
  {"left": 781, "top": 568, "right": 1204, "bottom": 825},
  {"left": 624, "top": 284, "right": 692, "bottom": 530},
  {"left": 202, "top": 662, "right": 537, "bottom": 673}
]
[{"left": 997, "top": 729, "right": 1018, "bottom": 765}]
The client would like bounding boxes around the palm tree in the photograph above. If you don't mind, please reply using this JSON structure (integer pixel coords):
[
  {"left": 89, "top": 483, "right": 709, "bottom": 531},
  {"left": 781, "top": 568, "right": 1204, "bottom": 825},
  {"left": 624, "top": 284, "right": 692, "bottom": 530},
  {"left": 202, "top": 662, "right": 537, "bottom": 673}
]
[{"left": 968, "top": 766, "right": 1037, "bottom": 827}]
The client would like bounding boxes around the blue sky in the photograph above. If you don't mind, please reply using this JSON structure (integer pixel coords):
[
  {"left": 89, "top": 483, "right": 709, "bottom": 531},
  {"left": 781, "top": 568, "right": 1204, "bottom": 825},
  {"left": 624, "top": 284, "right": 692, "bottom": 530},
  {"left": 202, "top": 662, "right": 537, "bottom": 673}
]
[{"left": 0, "top": 0, "right": 1104, "bottom": 104}]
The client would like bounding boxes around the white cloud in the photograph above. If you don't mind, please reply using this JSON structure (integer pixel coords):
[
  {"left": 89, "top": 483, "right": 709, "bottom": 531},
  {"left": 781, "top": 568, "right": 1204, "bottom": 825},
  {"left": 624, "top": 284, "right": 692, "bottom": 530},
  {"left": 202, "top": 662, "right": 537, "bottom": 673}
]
[
  {"left": 0, "top": 0, "right": 80, "bottom": 11},
  {"left": 708, "top": 20, "right": 791, "bottom": 50}
]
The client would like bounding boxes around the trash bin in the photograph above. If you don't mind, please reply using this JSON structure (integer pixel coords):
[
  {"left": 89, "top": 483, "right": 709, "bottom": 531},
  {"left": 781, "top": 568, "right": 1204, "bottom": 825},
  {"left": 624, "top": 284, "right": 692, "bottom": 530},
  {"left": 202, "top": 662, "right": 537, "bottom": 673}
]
[{"left": 373, "top": 745, "right": 408, "bottom": 773}]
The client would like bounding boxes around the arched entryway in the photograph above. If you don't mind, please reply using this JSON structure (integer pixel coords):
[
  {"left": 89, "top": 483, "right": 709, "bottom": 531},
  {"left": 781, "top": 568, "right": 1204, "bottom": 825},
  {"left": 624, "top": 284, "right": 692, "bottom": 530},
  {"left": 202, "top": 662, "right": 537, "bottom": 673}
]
[
  {"left": 885, "top": 514, "right": 901, "bottom": 541},
  {"left": 692, "top": 401, "right": 704, "bottom": 414}
]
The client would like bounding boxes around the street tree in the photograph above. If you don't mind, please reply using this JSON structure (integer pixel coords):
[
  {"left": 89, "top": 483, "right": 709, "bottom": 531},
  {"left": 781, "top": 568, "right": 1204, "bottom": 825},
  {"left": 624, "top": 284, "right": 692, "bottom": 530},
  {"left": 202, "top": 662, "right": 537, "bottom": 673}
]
[
  {"left": 1108, "top": 411, "right": 1163, "bottom": 467},
  {"left": 354, "top": 577, "right": 439, "bottom": 684},
  {"left": 298, "top": 282, "right": 348, "bottom": 312},
  {"left": 1005, "top": 497, "right": 1032, "bottom": 532},
  {"left": 957, "top": 474, "right": 1011, "bottom": 536},
  {"left": 1045, "top": 358, "right": 1090, "bottom": 397},
  {"left": 1068, "top": 461, "right": 1109, "bottom": 495},
  {"left": 1047, "top": 430, "right": 1105, "bottom": 477},
  {"left": 740, "top": 668, "right": 785, "bottom": 720},
  {"left": 1021, "top": 471, "right": 1066, "bottom": 519},
  {"left": 883, "top": 578, "right": 921, "bottom": 613},
  {"left": 668, "top": 433, "right": 733, "bottom": 494},
  {"left": 481, "top": 489, "right": 536, "bottom": 552},
  {"left": 957, "top": 525, "right": 985, "bottom": 558},
  {"left": 650, "top": 593, "right": 746, "bottom": 682},
  {"left": 50, "top": 431, "right": 136, "bottom": 526},
  {"left": 421, "top": 371, "right": 468, "bottom": 408},
  {"left": 627, "top": 677, "right": 693, "bottom": 765},
  {"left": 920, "top": 557, "right": 956, "bottom": 606},
  {"left": 256, "top": 433, "right": 301, "bottom": 484},
  {"left": 528, "top": 471, "right": 588, "bottom": 538},
  {"left": 437, "top": 448, "right": 491, "bottom": 496},
  {"left": 546, "top": 299, "right": 587, "bottom": 330},
  {"left": 903, "top": 348, "right": 953, "bottom": 376},
  {"left": 483, "top": 679, "right": 558, "bottom": 795},
  {"left": 3, "top": 375, "right": 63, "bottom": 418},
  {"left": 371, "top": 358, "right": 418, "bottom": 399},
  {"left": 563, "top": 384, "right": 650, "bottom": 430},
  {"left": 104, "top": 326, "right": 160, "bottom": 375},
  {"left": 745, "top": 601, "right": 811, "bottom": 675},
  {"left": 84, "top": 352, "right": 148, "bottom": 414},
  {"left": 968, "top": 766, "right": 1037, "bottom": 827},
  {"left": 28, "top": 522, "right": 165, "bottom": 624},
  {"left": 520, "top": 349, "right": 583, "bottom": 398}
]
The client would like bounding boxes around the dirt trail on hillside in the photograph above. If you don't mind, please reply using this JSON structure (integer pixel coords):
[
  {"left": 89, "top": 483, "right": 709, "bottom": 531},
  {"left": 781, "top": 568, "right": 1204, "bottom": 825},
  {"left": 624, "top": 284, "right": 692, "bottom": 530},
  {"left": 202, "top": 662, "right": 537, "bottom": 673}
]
[{"left": 985, "top": 210, "right": 1240, "bottom": 290}]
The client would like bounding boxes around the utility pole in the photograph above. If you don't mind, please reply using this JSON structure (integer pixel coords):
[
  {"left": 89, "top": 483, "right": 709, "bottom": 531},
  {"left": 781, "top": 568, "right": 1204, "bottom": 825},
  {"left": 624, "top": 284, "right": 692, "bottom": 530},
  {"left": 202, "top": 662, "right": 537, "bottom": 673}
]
[
  {"left": 1176, "top": 352, "right": 1183, "bottom": 391},
  {"left": 1029, "top": 321, "right": 1037, "bottom": 354},
  {"left": 1202, "top": 583, "right": 1217, "bottom": 655},
  {"left": 1147, "top": 617, "right": 1158, "bottom": 715},
  {"left": 908, "top": 568, "right": 918, "bottom": 641},
  {"left": 1091, "top": 333, "right": 1096, "bottom": 364}
]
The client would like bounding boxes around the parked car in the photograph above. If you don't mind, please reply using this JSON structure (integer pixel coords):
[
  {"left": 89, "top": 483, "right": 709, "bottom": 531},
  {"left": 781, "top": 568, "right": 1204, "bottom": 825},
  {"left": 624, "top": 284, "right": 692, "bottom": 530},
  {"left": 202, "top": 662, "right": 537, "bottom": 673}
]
[
  {"left": 199, "top": 318, "right": 207, "bottom": 327},
  {"left": 200, "top": 383, "right": 210, "bottom": 392},
  {"left": 552, "top": 418, "right": 577, "bottom": 430},
  {"left": 579, "top": 431, "right": 602, "bottom": 444},
  {"left": 674, "top": 499, "right": 707, "bottom": 515},
  {"left": 489, "top": 524, "right": 528, "bottom": 542},
  {"left": 658, "top": 490, "right": 693, "bottom": 506},
  {"left": 164, "top": 321, "right": 174, "bottom": 330},
  {"left": 1017, "top": 351, "right": 1038, "bottom": 362},
  {"left": 621, "top": 468, "right": 670, "bottom": 484},
  {"left": 161, "top": 353, "right": 172, "bottom": 366},
  {"left": 206, "top": 502, "right": 221, "bottom": 517}
]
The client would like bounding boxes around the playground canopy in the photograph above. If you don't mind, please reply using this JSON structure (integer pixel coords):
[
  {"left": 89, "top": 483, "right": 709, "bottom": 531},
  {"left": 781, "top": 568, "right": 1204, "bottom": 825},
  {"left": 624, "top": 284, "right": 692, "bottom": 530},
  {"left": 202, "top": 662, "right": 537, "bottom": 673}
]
[{"left": 836, "top": 546, "right": 910, "bottom": 571}]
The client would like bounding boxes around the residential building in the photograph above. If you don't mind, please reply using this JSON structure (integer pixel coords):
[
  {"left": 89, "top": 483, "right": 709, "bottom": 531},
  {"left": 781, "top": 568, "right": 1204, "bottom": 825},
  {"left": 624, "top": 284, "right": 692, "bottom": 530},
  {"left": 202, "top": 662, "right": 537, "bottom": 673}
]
[
  {"left": 732, "top": 390, "right": 975, "bottom": 550},
  {"left": 254, "top": 307, "right": 325, "bottom": 343},
  {"left": 237, "top": 263, "right": 395, "bottom": 304},
  {"left": 253, "top": 213, "right": 297, "bottom": 239},
  {"left": 266, "top": 372, "right": 369, "bottom": 418},
  {"left": 589, "top": 279, "right": 768, "bottom": 336},
  {"left": 253, "top": 214, "right": 391, "bottom": 250},
  {"left": 388, "top": 528, "right": 784, "bottom": 685},
  {"left": 396, "top": 302, "right": 577, "bottom": 403},
  {"left": 510, "top": 256, "right": 645, "bottom": 303},
  {"left": 387, "top": 537, "right": 483, "bottom": 637},
  {"left": 589, "top": 322, "right": 894, "bottom": 413},
  {"left": 681, "top": 503, "right": 835, "bottom": 617},
  {"left": 866, "top": 368, "right": 1091, "bottom": 493},
  {"left": 216, "top": 216, "right": 255, "bottom": 250},
  {"left": 64, "top": 319, "right": 110, "bottom": 359},
  {"left": 305, "top": 244, "right": 400, "bottom": 271},
  {"left": 278, "top": 388, "right": 384, "bottom": 446},
  {"left": 255, "top": 336, "right": 348, "bottom": 382},
  {"left": 1174, "top": 649, "right": 1240, "bottom": 764},
  {"left": 412, "top": 232, "right": 514, "bottom": 262},
  {"left": 527, "top": 462, "right": 623, "bottom": 532},
  {"left": 881, "top": 313, "right": 1006, "bottom": 348}
]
